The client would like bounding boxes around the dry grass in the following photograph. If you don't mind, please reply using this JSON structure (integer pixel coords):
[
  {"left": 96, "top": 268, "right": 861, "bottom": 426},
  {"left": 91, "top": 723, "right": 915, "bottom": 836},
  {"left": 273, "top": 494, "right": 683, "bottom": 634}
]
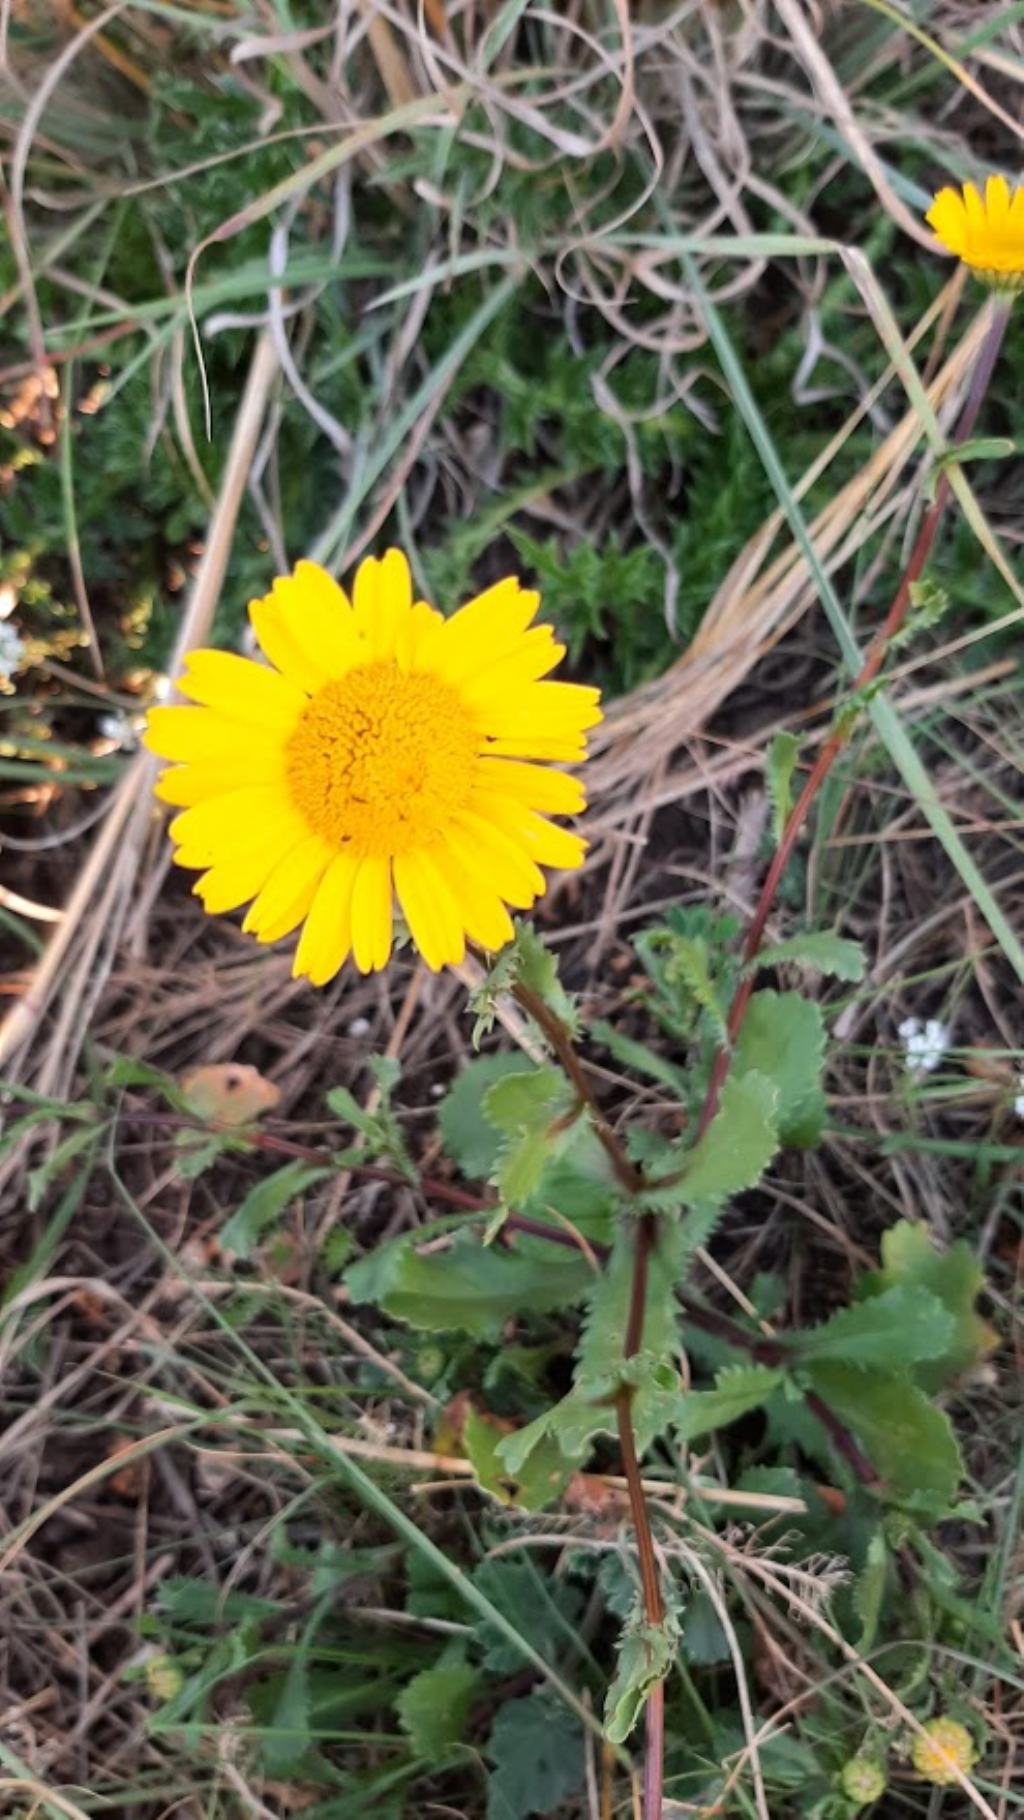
[{"left": 1, "top": 2, "right": 1023, "bottom": 1816}]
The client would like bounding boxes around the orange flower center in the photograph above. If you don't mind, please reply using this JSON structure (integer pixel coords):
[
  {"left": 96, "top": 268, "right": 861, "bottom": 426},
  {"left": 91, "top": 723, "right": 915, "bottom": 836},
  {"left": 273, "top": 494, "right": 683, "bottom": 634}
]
[{"left": 285, "top": 661, "right": 479, "bottom": 857}]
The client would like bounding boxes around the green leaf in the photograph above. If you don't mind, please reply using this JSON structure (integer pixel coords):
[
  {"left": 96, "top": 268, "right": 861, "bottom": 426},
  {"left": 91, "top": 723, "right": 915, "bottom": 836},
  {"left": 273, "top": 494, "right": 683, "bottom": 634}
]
[
  {"left": 261, "top": 1648, "right": 312, "bottom": 1776},
  {"left": 344, "top": 1229, "right": 593, "bottom": 1339},
  {"left": 220, "top": 1163, "right": 331, "bottom": 1260},
  {"left": 473, "top": 1562, "right": 584, "bottom": 1675},
  {"left": 790, "top": 1285, "right": 954, "bottom": 1371},
  {"left": 576, "top": 1226, "right": 680, "bottom": 1380},
  {"left": 732, "top": 989, "right": 826, "bottom": 1147},
  {"left": 438, "top": 1054, "right": 527, "bottom": 1178},
  {"left": 486, "top": 1694, "right": 585, "bottom": 1820},
  {"left": 499, "top": 1353, "right": 682, "bottom": 1482},
  {"left": 483, "top": 1065, "right": 580, "bottom": 1205},
  {"left": 753, "top": 932, "right": 865, "bottom": 982},
  {"left": 463, "top": 1406, "right": 572, "bottom": 1511},
  {"left": 605, "top": 1606, "right": 681, "bottom": 1744},
  {"left": 682, "top": 1589, "right": 731, "bottom": 1666},
  {"left": 766, "top": 730, "right": 800, "bottom": 843},
  {"left": 676, "top": 1364, "right": 784, "bottom": 1440},
  {"left": 590, "top": 1018, "right": 691, "bottom": 1098},
  {"left": 861, "top": 1221, "right": 996, "bottom": 1391},
  {"left": 471, "top": 923, "right": 578, "bottom": 1047},
  {"left": 397, "top": 1658, "right": 478, "bottom": 1763},
  {"left": 855, "top": 1530, "right": 888, "bottom": 1653},
  {"left": 26, "top": 1122, "right": 99, "bottom": 1214},
  {"left": 512, "top": 923, "right": 579, "bottom": 1035},
  {"left": 677, "top": 1069, "right": 780, "bottom": 1207},
  {"left": 663, "top": 934, "right": 728, "bottom": 1039},
  {"left": 804, "top": 1362, "right": 962, "bottom": 1514}
]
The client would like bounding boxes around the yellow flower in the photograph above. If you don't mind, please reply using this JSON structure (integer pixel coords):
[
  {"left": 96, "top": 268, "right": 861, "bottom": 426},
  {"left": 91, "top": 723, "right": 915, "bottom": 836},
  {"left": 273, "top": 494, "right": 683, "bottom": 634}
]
[
  {"left": 926, "top": 174, "right": 1024, "bottom": 287},
  {"left": 145, "top": 552, "right": 601, "bottom": 981},
  {"left": 911, "top": 1717, "right": 977, "bottom": 1787}
]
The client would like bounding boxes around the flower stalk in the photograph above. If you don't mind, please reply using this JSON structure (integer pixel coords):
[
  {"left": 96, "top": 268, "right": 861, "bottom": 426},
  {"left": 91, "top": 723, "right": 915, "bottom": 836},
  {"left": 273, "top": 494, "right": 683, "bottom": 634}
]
[{"left": 696, "top": 298, "right": 1011, "bottom": 1140}]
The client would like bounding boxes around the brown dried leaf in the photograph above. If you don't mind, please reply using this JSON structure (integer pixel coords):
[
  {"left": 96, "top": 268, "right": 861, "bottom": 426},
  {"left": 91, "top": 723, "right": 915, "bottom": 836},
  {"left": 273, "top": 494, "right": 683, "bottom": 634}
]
[{"left": 180, "top": 1062, "right": 280, "bottom": 1128}]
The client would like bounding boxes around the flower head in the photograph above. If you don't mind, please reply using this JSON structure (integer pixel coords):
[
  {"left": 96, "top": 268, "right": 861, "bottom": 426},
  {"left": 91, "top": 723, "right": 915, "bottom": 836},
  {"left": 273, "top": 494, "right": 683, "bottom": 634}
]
[
  {"left": 0, "top": 619, "right": 25, "bottom": 682},
  {"left": 898, "top": 1016, "right": 950, "bottom": 1077},
  {"left": 144, "top": 552, "right": 601, "bottom": 982},
  {"left": 926, "top": 174, "right": 1024, "bottom": 289},
  {"left": 911, "top": 1717, "right": 977, "bottom": 1787},
  {"left": 838, "top": 1756, "right": 886, "bottom": 1807}
]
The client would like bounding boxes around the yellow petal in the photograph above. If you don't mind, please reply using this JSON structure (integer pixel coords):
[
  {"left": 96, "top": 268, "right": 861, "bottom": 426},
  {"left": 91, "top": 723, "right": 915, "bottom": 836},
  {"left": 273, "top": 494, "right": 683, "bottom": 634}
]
[
  {"left": 242, "top": 834, "right": 332, "bottom": 942},
  {"left": 963, "top": 181, "right": 985, "bottom": 231},
  {"left": 351, "top": 549, "right": 413, "bottom": 660},
  {"left": 194, "top": 848, "right": 287, "bottom": 912},
  {"left": 985, "top": 173, "right": 1009, "bottom": 225},
  {"left": 179, "top": 649, "right": 307, "bottom": 726},
  {"left": 350, "top": 854, "right": 394, "bottom": 972},
  {"left": 393, "top": 846, "right": 467, "bottom": 971},
  {"left": 394, "top": 599, "right": 445, "bottom": 672},
  {"left": 458, "top": 626, "right": 566, "bottom": 712},
  {"left": 481, "top": 680, "right": 603, "bottom": 740},
  {"left": 250, "top": 561, "right": 360, "bottom": 691},
  {"left": 292, "top": 849, "right": 359, "bottom": 985},
  {"left": 168, "top": 787, "right": 305, "bottom": 869},
  {"left": 475, "top": 756, "right": 585, "bottom": 815},
  {"left": 471, "top": 793, "right": 587, "bottom": 871},
  {"left": 446, "top": 811, "right": 544, "bottom": 908},
  {"left": 154, "top": 751, "right": 286, "bottom": 807},
  {"left": 145, "top": 705, "right": 286, "bottom": 765},
  {"left": 434, "top": 579, "right": 542, "bottom": 682},
  {"left": 926, "top": 187, "right": 967, "bottom": 254},
  {"left": 432, "top": 836, "right": 515, "bottom": 953}
]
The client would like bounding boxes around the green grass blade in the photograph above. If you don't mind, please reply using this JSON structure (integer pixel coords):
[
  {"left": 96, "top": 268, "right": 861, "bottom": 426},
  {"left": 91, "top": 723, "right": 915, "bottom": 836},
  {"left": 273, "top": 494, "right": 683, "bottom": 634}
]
[{"left": 682, "top": 252, "right": 1024, "bottom": 984}]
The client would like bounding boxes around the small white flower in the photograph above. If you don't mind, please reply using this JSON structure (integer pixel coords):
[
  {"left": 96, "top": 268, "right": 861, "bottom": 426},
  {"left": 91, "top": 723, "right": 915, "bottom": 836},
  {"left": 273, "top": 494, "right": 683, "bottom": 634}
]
[
  {"left": 0, "top": 620, "right": 25, "bottom": 681},
  {"left": 898, "top": 1016, "right": 951, "bottom": 1076},
  {"left": 97, "top": 711, "right": 137, "bottom": 750},
  {"left": 1014, "top": 1076, "right": 1024, "bottom": 1120},
  {"left": 347, "top": 1016, "right": 371, "bottom": 1038}
]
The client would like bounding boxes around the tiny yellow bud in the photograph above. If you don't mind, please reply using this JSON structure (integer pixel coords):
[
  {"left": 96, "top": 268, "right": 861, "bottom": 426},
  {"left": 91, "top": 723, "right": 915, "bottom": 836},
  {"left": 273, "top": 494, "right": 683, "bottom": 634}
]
[
  {"left": 145, "top": 1653, "right": 184, "bottom": 1703},
  {"left": 911, "top": 1717, "right": 976, "bottom": 1786},
  {"left": 839, "top": 1756, "right": 886, "bottom": 1805}
]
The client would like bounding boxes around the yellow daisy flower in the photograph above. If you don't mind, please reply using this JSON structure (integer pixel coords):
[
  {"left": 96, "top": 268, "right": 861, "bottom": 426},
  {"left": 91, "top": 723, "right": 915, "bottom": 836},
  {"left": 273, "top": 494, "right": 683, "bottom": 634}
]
[
  {"left": 911, "top": 1718, "right": 977, "bottom": 1787},
  {"left": 926, "top": 173, "right": 1024, "bottom": 287},
  {"left": 144, "top": 551, "right": 601, "bottom": 982}
]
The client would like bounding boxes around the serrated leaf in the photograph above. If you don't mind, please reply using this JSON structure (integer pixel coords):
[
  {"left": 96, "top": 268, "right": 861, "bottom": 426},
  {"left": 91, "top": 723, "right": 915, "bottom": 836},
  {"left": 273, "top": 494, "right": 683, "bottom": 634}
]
[
  {"left": 438, "top": 1054, "right": 527, "bottom": 1177},
  {"left": 677, "top": 1069, "right": 780, "bottom": 1206},
  {"left": 605, "top": 1607, "right": 681, "bottom": 1744},
  {"left": 804, "top": 1362, "right": 962, "bottom": 1514},
  {"left": 484, "top": 1065, "right": 580, "bottom": 1205},
  {"left": 862, "top": 1221, "right": 996, "bottom": 1391},
  {"left": 790, "top": 1285, "right": 954, "bottom": 1370},
  {"left": 344, "top": 1229, "right": 593, "bottom": 1338},
  {"left": 664, "top": 934, "right": 728, "bottom": 1039},
  {"left": 512, "top": 922, "right": 579, "bottom": 1035},
  {"left": 766, "top": 730, "right": 800, "bottom": 843},
  {"left": 732, "top": 990, "right": 826, "bottom": 1147},
  {"left": 463, "top": 1406, "right": 572, "bottom": 1511},
  {"left": 753, "top": 932, "right": 865, "bottom": 982},
  {"left": 220, "top": 1163, "right": 330, "bottom": 1260},
  {"left": 576, "top": 1226, "right": 680, "bottom": 1379},
  {"left": 397, "top": 1658, "right": 478, "bottom": 1762},
  {"left": 499, "top": 1352, "right": 682, "bottom": 1482},
  {"left": 676, "top": 1364, "right": 784, "bottom": 1440},
  {"left": 486, "top": 1694, "right": 585, "bottom": 1820}
]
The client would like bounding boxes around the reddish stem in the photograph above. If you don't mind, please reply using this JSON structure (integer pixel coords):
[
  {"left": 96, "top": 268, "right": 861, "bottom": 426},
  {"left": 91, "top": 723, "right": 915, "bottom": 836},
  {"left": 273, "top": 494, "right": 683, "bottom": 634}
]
[{"left": 696, "top": 302, "right": 1010, "bottom": 1139}]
